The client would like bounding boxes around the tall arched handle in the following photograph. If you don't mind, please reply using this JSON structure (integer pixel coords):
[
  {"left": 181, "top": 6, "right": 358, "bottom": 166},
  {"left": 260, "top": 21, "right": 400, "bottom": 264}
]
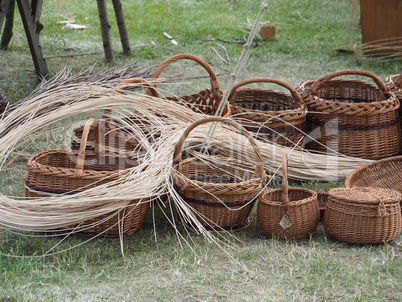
[
  {"left": 310, "top": 70, "right": 391, "bottom": 98},
  {"left": 173, "top": 116, "right": 266, "bottom": 185},
  {"left": 145, "top": 53, "right": 221, "bottom": 98},
  {"left": 229, "top": 77, "right": 307, "bottom": 110},
  {"left": 73, "top": 118, "right": 103, "bottom": 179}
]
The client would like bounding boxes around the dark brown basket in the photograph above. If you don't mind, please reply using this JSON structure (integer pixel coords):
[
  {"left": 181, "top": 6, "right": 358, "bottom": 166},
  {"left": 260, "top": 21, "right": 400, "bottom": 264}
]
[
  {"left": 145, "top": 53, "right": 230, "bottom": 116},
  {"left": 229, "top": 78, "right": 307, "bottom": 147},
  {"left": 298, "top": 70, "right": 401, "bottom": 159},
  {"left": 172, "top": 116, "right": 266, "bottom": 232},
  {"left": 257, "top": 154, "right": 319, "bottom": 239},
  {"left": 324, "top": 187, "right": 401, "bottom": 244},
  {"left": 26, "top": 119, "right": 150, "bottom": 237}
]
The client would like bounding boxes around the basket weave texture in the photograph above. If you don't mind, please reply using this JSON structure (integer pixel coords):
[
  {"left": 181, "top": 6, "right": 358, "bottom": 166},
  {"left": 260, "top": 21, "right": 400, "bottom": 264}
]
[
  {"left": 324, "top": 187, "right": 401, "bottom": 244},
  {"left": 26, "top": 119, "right": 150, "bottom": 236},
  {"left": 145, "top": 53, "right": 229, "bottom": 116},
  {"left": 257, "top": 154, "right": 319, "bottom": 239},
  {"left": 345, "top": 155, "right": 402, "bottom": 199},
  {"left": 299, "top": 70, "right": 401, "bottom": 159},
  {"left": 385, "top": 73, "right": 402, "bottom": 140},
  {"left": 229, "top": 78, "right": 307, "bottom": 147},
  {"left": 172, "top": 116, "right": 266, "bottom": 232}
]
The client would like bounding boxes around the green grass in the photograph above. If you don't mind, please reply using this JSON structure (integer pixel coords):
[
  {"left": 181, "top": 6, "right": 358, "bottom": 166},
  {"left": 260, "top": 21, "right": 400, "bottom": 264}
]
[{"left": 0, "top": 0, "right": 402, "bottom": 301}]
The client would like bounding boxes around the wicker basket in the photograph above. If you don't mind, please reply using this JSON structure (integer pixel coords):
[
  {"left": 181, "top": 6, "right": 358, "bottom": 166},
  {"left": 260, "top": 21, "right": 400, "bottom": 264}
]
[
  {"left": 145, "top": 53, "right": 230, "bottom": 116},
  {"left": 385, "top": 73, "right": 402, "bottom": 140},
  {"left": 299, "top": 70, "right": 401, "bottom": 159},
  {"left": 26, "top": 118, "right": 150, "bottom": 237},
  {"left": 345, "top": 155, "right": 402, "bottom": 197},
  {"left": 324, "top": 187, "right": 401, "bottom": 244},
  {"left": 257, "top": 154, "right": 319, "bottom": 239},
  {"left": 229, "top": 78, "right": 307, "bottom": 147},
  {"left": 172, "top": 116, "right": 266, "bottom": 232}
]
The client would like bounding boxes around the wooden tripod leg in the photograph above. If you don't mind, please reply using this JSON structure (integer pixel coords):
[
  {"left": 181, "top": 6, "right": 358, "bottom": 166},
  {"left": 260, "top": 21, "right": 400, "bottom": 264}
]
[
  {"left": 16, "top": 0, "right": 48, "bottom": 79},
  {"left": 0, "top": 0, "right": 11, "bottom": 34}
]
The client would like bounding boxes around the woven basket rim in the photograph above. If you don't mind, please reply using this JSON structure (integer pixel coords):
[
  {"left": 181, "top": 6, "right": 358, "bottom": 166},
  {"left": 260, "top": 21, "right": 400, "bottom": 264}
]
[
  {"left": 27, "top": 149, "right": 138, "bottom": 179},
  {"left": 345, "top": 155, "right": 402, "bottom": 188},
  {"left": 299, "top": 79, "right": 400, "bottom": 114},
  {"left": 259, "top": 187, "right": 317, "bottom": 207},
  {"left": 172, "top": 155, "right": 262, "bottom": 188},
  {"left": 328, "top": 187, "right": 401, "bottom": 205}
]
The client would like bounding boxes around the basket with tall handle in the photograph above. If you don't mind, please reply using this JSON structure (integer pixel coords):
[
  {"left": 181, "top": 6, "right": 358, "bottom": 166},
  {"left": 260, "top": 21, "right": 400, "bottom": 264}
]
[
  {"left": 257, "top": 154, "right": 319, "bottom": 239},
  {"left": 172, "top": 116, "right": 266, "bottom": 232},
  {"left": 26, "top": 118, "right": 150, "bottom": 236}
]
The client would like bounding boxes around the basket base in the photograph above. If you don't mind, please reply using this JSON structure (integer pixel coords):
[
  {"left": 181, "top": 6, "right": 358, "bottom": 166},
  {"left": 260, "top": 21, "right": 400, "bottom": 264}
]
[{"left": 179, "top": 217, "right": 250, "bottom": 233}]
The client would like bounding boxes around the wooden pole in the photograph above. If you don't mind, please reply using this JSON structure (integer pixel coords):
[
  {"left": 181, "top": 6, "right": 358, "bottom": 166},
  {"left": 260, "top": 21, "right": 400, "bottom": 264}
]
[
  {"left": 96, "top": 0, "right": 114, "bottom": 62},
  {"left": 16, "top": 0, "right": 48, "bottom": 78},
  {"left": 111, "top": 0, "right": 131, "bottom": 54},
  {"left": 0, "top": 0, "right": 11, "bottom": 34},
  {"left": 1, "top": 0, "right": 15, "bottom": 50}
]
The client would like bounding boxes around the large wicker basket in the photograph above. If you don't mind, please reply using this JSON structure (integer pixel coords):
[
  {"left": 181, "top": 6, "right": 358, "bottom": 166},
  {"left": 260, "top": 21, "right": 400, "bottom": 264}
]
[
  {"left": 145, "top": 53, "right": 230, "bottom": 116},
  {"left": 172, "top": 116, "right": 266, "bottom": 232},
  {"left": 229, "top": 78, "right": 307, "bottom": 147},
  {"left": 299, "top": 70, "right": 401, "bottom": 159},
  {"left": 26, "top": 119, "right": 150, "bottom": 237},
  {"left": 257, "top": 154, "right": 319, "bottom": 239},
  {"left": 385, "top": 73, "right": 402, "bottom": 141},
  {"left": 324, "top": 187, "right": 401, "bottom": 244}
]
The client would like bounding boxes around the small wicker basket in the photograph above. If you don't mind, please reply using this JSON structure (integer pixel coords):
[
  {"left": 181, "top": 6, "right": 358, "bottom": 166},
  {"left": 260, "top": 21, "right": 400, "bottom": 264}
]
[
  {"left": 172, "top": 116, "right": 266, "bottom": 232},
  {"left": 257, "top": 154, "right": 319, "bottom": 239},
  {"left": 298, "top": 70, "right": 401, "bottom": 159},
  {"left": 26, "top": 118, "right": 150, "bottom": 237},
  {"left": 229, "top": 78, "right": 307, "bottom": 147},
  {"left": 324, "top": 187, "right": 401, "bottom": 244}
]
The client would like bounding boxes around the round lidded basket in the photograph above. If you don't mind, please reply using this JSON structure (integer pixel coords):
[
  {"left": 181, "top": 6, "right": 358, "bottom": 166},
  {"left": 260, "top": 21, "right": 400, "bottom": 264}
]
[
  {"left": 26, "top": 118, "right": 150, "bottom": 237},
  {"left": 229, "top": 78, "right": 307, "bottom": 148},
  {"left": 257, "top": 154, "right": 319, "bottom": 239},
  {"left": 298, "top": 70, "right": 401, "bottom": 160},
  {"left": 324, "top": 187, "right": 401, "bottom": 245},
  {"left": 172, "top": 116, "right": 266, "bottom": 232}
]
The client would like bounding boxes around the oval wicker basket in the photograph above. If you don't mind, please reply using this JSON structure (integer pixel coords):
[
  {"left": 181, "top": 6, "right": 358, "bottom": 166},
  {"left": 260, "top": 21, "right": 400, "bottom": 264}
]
[
  {"left": 145, "top": 53, "right": 230, "bottom": 116},
  {"left": 324, "top": 187, "right": 401, "bottom": 244},
  {"left": 257, "top": 154, "right": 319, "bottom": 239},
  {"left": 172, "top": 116, "right": 266, "bottom": 232},
  {"left": 229, "top": 78, "right": 307, "bottom": 147},
  {"left": 26, "top": 119, "right": 150, "bottom": 237},
  {"left": 345, "top": 155, "right": 402, "bottom": 195},
  {"left": 298, "top": 70, "right": 401, "bottom": 159}
]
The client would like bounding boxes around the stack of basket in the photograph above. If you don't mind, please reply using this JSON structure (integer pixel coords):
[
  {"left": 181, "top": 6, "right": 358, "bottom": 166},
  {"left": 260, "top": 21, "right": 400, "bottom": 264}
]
[
  {"left": 228, "top": 78, "right": 307, "bottom": 147},
  {"left": 298, "top": 70, "right": 401, "bottom": 159},
  {"left": 26, "top": 118, "right": 150, "bottom": 237}
]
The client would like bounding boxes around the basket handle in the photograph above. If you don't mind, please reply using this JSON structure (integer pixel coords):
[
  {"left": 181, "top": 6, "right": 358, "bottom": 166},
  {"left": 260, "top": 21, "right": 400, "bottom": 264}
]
[
  {"left": 310, "top": 70, "right": 391, "bottom": 97},
  {"left": 73, "top": 118, "right": 103, "bottom": 179},
  {"left": 173, "top": 116, "right": 266, "bottom": 185},
  {"left": 145, "top": 53, "right": 221, "bottom": 98},
  {"left": 229, "top": 77, "right": 307, "bottom": 109},
  {"left": 115, "top": 77, "right": 160, "bottom": 97},
  {"left": 282, "top": 154, "right": 290, "bottom": 215}
]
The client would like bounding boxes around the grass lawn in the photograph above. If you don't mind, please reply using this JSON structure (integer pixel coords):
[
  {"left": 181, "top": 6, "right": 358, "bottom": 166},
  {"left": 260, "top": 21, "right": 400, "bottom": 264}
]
[{"left": 0, "top": 0, "right": 401, "bottom": 301}]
